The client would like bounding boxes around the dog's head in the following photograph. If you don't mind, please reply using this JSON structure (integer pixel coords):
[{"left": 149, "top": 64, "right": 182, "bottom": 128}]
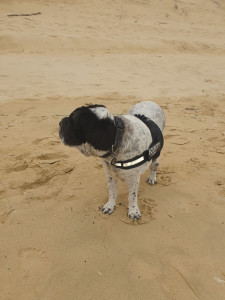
[{"left": 59, "top": 104, "right": 116, "bottom": 156}]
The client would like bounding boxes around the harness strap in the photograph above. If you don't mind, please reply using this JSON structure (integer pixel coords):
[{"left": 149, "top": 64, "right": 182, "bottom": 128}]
[
  {"left": 135, "top": 114, "right": 164, "bottom": 160},
  {"left": 111, "top": 114, "right": 164, "bottom": 170}
]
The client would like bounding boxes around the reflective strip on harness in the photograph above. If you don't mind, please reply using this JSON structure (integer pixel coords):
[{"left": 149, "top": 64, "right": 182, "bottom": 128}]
[{"left": 114, "top": 156, "right": 145, "bottom": 168}]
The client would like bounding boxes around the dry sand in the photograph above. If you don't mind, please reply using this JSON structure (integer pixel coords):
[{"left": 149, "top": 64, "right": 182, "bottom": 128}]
[{"left": 1, "top": 0, "right": 225, "bottom": 299}]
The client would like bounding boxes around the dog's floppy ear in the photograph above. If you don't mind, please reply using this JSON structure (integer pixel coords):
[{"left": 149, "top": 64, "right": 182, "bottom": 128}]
[
  {"left": 68, "top": 107, "right": 87, "bottom": 145},
  {"left": 70, "top": 106, "right": 116, "bottom": 151}
]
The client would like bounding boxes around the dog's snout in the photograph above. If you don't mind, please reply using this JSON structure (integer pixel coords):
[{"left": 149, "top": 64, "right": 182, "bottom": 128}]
[{"left": 59, "top": 120, "right": 62, "bottom": 127}]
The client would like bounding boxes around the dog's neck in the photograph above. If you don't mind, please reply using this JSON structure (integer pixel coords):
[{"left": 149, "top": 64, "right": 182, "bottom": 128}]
[{"left": 100, "top": 116, "right": 124, "bottom": 158}]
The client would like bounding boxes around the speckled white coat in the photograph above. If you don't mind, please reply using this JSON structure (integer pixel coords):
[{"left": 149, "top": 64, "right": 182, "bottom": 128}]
[{"left": 77, "top": 101, "right": 165, "bottom": 220}]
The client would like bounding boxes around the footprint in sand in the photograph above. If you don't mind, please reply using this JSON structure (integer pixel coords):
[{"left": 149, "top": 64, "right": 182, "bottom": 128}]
[
  {"left": 219, "top": 189, "right": 225, "bottom": 197},
  {"left": 158, "top": 174, "right": 175, "bottom": 186},
  {"left": 19, "top": 247, "right": 47, "bottom": 259},
  {"left": 35, "top": 152, "right": 69, "bottom": 160},
  {"left": 164, "top": 132, "right": 190, "bottom": 146},
  {"left": 157, "top": 167, "right": 176, "bottom": 186},
  {"left": 0, "top": 185, "right": 5, "bottom": 199},
  {"left": 119, "top": 198, "right": 155, "bottom": 225},
  {"left": 187, "top": 157, "right": 206, "bottom": 172},
  {"left": 0, "top": 209, "right": 15, "bottom": 224},
  {"left": 214, "top": 179, "right": 225, "bottom": 197},
  {"left": 6, "top": 163, "right": 29, "bottom": 173},
  {"left": 32, "top": 137, "right": 51, "bottom": 145},
  {"left": 8, "top": 152, "right": 72, "bottom": 191},
  {"left": 139, "top": 198, "right": 156, "bottom": 224},
  {"left": 18, "top": 248, "right": 49, "bottom": 280}
]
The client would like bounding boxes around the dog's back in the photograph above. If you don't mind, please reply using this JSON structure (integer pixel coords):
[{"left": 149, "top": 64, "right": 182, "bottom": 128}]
[{"left": 128, "top": 101, "right": 165, "bottom": 131}]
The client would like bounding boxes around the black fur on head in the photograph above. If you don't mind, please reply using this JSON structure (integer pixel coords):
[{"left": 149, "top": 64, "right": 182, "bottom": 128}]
[{"left": 59, "top": 105, "right": 116, "bottom": 151}]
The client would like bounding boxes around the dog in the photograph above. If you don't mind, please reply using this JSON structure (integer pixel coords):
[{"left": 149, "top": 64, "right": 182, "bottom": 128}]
[{"left": 59, "top": 101, "right": 165, "bottom": 220}]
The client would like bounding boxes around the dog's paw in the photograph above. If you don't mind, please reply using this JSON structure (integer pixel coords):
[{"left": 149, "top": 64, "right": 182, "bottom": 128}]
[
  {"left": 146, "top": 176, "right": 157, "bottom": 185},
  {"left": 128, "top": 206, "right": 141, "bottom": 221},
  {"left": 101, "top": 202, "right": 115, "bottom": 215}
]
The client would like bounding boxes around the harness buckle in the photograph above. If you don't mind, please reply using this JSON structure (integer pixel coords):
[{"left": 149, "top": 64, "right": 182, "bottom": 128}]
[{"left": 110, "top": 157, "right": 117, "bottom": 165}]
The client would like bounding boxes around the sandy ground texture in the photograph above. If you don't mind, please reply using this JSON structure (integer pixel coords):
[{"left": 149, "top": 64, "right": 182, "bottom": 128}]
[{"left": 1, "top": 0, "right": 225, "bottom": 299}]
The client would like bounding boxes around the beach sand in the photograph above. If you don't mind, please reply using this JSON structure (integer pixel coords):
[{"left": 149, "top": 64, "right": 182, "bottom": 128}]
[{"left": 0, "top": 1, "right": 225, "bottom": 299}]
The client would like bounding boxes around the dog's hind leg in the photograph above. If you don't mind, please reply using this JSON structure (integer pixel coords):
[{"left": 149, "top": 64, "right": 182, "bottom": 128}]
[{"left": 147, "top": 158, "right": 159, "bottom": 185}]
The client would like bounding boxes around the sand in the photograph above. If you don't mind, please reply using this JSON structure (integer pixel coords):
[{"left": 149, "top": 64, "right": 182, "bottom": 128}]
[{"left": 0, "top": 0, "right": 225, "bottom": 299}]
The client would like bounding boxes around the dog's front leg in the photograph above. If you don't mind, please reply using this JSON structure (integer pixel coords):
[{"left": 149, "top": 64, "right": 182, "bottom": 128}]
[
  {"left": 127, "top": 177, "right": 141, "bottom": 220},
  {"left": 102, "top": 174, "right": 117, "bottom": 215},
  {"left": 101, "top": 161, "right": 117, "bottom": 215}
]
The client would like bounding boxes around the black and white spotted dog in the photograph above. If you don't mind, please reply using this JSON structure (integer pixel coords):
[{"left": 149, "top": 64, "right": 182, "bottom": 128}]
[{"left": 59, "top": 101, "right": 165, "bottom": 220}]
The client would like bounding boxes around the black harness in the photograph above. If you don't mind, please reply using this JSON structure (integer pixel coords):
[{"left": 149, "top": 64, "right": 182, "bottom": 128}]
[{"left": 103, "top": 114, "right": 164, "bottom": 170}]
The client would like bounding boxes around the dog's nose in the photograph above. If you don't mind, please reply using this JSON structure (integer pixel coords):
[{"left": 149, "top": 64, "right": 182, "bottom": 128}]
[{"left": 59, "top": 120, "right": 62, "bottom": 127}]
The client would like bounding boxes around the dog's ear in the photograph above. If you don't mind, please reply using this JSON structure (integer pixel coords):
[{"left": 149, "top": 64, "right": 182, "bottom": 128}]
[
  {"left": 69, "top": 107, "right": 88, "bottom": 145},
  {"left": 70, "top": 106, "right": 116, "bottom": 151}
]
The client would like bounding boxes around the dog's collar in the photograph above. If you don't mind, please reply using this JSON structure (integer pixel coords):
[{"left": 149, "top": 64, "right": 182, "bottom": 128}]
[
  {"left": 101, "top": 116, "right": 124, "bottom": 158},
  {"left": 109, "top": 115, "right": 164, "bottom": 170}
]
